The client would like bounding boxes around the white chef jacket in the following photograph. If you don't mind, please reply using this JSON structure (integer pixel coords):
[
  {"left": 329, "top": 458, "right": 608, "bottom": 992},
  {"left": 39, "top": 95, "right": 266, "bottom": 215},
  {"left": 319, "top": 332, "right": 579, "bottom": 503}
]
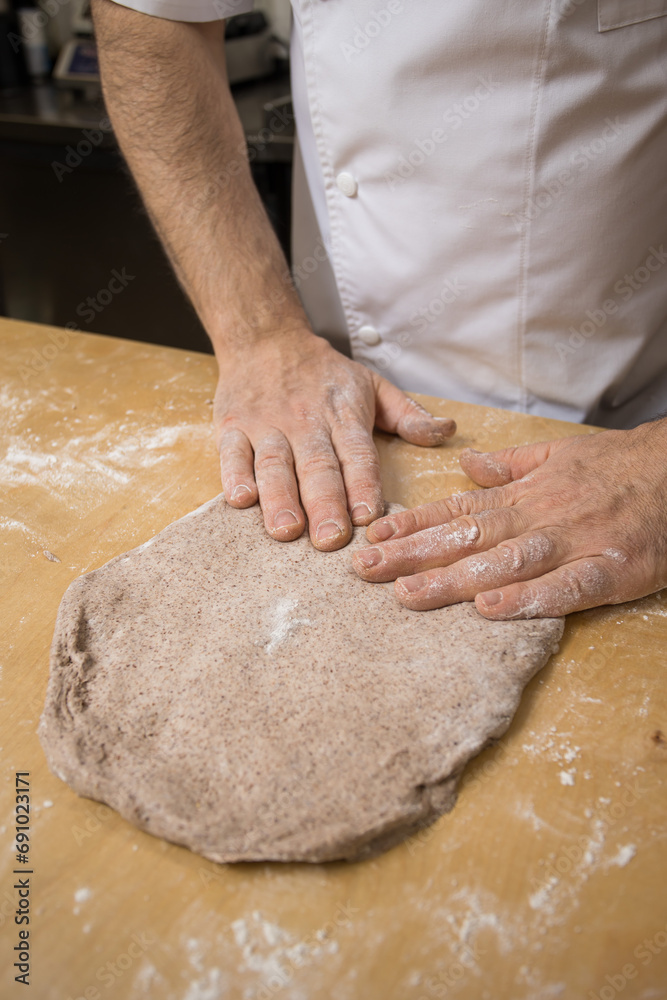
[{"left": 110, "top": 0, "right": 667, "bottom": 428}]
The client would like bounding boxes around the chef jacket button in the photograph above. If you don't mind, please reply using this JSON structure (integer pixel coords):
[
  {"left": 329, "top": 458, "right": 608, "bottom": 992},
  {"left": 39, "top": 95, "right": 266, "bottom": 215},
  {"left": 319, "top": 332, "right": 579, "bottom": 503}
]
[
  {"left": 358, "top": 325, "right": 381, "bottom": 346},
  {"left": 336, "top": 172, "right": 358, "bottom": 197}
]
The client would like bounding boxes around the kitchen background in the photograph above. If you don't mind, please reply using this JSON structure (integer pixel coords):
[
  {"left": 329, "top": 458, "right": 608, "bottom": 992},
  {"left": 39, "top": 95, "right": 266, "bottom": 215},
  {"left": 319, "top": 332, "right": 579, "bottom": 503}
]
[{"left": 0, "top": 0, "right": 294, "bottom": 353}]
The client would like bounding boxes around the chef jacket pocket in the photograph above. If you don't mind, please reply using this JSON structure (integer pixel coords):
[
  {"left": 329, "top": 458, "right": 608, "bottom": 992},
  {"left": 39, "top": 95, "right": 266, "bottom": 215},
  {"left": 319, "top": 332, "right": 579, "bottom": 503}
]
[{"left": 598, "top": 0, "right": 667, "bottom": 31}]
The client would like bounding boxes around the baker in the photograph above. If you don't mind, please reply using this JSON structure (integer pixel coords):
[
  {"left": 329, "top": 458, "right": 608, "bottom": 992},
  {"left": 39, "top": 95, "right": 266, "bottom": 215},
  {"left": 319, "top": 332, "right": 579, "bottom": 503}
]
[{"left": 93, "top": 0, "right": 667, "bottom": 619}]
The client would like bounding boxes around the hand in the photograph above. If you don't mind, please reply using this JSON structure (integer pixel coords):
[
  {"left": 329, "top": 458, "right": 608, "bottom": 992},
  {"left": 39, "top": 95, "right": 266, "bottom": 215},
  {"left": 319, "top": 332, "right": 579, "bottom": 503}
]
[
  {"left": 352, "top": 420, "right": 667, "bottom": 618},
  {"left": 214, "top": 331, "right": 456, "bottom": 550}
]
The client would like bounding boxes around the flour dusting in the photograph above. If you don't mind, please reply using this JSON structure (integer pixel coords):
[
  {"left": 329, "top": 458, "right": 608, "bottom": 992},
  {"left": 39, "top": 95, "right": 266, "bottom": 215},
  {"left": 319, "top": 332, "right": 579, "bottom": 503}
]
[
  {"left": 606, "top": 843, "right": 636, "bottom": 869},
  {"left": 230, "top": 910, "right": 339, "bottom": 985},
  {"left": 264, "top": 597, "right": 313, "bottom": 654},
  {"left": 0, "top": 422, "right": 209, "bottom": 501}
]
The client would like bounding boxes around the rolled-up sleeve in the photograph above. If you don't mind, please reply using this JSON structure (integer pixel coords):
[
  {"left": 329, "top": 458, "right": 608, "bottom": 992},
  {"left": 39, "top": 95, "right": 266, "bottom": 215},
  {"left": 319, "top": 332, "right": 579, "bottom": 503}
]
[{"left": 106, "top": 0, "right": 254, "bottom": 21}]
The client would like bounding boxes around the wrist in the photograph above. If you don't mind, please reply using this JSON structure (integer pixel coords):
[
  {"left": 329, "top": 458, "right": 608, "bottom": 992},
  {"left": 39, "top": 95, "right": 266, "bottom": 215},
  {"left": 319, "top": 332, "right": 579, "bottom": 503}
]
[
  {"left": 203, "top": 262, "right": 313, "bottom": 358},
  {"left": 211, "top": 318, "right": 320, "bottom": 368}
]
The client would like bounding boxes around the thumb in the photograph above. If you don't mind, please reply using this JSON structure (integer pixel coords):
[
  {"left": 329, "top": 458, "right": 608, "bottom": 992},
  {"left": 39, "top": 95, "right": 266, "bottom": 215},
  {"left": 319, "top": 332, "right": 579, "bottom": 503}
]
[
  {"left": 459, "top": 439, "right": 564, "bottom": 486},
  {"left": 374, "top": 377, "right": 456, "bottom": 446}
]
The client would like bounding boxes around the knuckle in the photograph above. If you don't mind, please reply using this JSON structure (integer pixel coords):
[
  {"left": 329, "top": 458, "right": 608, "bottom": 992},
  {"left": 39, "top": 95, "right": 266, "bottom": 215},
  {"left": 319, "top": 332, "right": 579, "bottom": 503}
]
[
  {"left": 254, "top": 455, "right": 285, "bottom": 474},
  {"left": 455, "top": 514, "right": 483, "bottom": 545},
  {"left": 298, "top": 451, "right": 340, "bottom": 478},
  {"left": 576, "top": 560, "right": 613, "bottom": 595},
  {"left": 432, "top": 514, "right": 481, "bottom": 550},
  {"left": 220, "top": 441, "right": 247, "bottom": 463},
  {"left": 444, "top": 492, "right": 471, "bottom": 517},
  {"left": 445, "top": 489, "right": 494, "bottom": 518},
  {"left": 217, "top": 414, "right": 244, "bottom": 437},
  {"left": 498, "top": 532, "right": 555, "bottom": 572},
  {"left": 560, "top": 569, "right": 585, "bottom": 603},
  {"left": 344, "top": 448, "right": 380, "bottom": 476},
  {"left": 254, "top": 448, "right": 290, "bottom": 473},
  {"left": 557, "top": 564, "right": 606, "bottom": 603},
  {"left": 498, "top": 539, "right": 528, "bottom": 573}
]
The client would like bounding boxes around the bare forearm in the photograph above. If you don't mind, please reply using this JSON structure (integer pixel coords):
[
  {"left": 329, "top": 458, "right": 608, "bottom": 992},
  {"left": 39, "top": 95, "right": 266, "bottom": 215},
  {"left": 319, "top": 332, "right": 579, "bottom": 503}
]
[
  {"left": 90, "top": 1, "right": 454, "bottom": 552},
  {"left": 92, "top": 0, "right": 309, "bottom": 356}
]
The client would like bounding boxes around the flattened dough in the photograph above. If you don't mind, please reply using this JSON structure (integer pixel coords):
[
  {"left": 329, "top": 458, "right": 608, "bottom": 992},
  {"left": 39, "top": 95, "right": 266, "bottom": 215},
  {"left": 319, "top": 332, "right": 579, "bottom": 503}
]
[{"left": 39, "top": 496, "right": 563, "bottom": 863}]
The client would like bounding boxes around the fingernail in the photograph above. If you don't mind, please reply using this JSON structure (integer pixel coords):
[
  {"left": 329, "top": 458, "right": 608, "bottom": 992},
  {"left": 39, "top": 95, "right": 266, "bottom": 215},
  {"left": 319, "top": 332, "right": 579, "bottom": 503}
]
[
  {"left": 231, "top": 484, "right": 252, "bottom": 501},
  {"left": 355, "top": 547, "right": 382, "bottom": 569},
  {"left": 274, "top": 509, "right": 299, "bottom": 529},
  {"left": 350, "top": 503, "right": 372, "bottom": 524},
  {"left": 433, "top": 417, "right": 456, "bottom": 435},
  {"left": 316, "top": 519, "right": 343, "bottom": 541},
  {"left": 480, "top": 590, "right": 502, "bottom": 606},
  {"left": 399, "top": 574, "right": 427, "bottom": 594},
  {"left": 371, "top": 520, "right": 396, "bottom": 541}
]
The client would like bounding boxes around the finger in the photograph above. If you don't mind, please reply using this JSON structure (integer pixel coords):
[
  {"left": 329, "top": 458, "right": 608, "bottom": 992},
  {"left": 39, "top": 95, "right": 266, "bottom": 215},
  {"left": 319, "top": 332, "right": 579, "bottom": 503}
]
[
  {"left": 292, "top": 433, "right": 352, "bottom": 550},
  {"left": 392, "top": 531, "right": 560, "bottom": 610},
  {"left": 374, "top": 378, "right": 456, "bottom": 446},
  {"left": 366, "top": 484, "right": 518, "bottom": 543},
  {"left": 330, "top": 422, "right": 384, "bottom": 526},
  {"left": 219, "top": 429, "right": 258, "bottom": 508},
  {"left": 459, "top": 439, "right": 566, "bottom": 487},
  {"left": 474, "top": 556, "right": 620, "bottom": 619},
  {"left": 253, "top": 430, "right": 306, "bottom": 541},
  {"left": 352, "top": 506, "right": 530, "bottom": 581}
]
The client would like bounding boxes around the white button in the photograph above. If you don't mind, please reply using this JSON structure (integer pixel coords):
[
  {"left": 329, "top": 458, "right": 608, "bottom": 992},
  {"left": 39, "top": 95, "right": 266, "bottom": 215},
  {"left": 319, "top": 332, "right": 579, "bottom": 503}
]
[
  {"left": 358, "top": 325, "right": 381, "bottom": 346},
  {"left": 336, "top": 172, "right": 358, "bottom": 197}
]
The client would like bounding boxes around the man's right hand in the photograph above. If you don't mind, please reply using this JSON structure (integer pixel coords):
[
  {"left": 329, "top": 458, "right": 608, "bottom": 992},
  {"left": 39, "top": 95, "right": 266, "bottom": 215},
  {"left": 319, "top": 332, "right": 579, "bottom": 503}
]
[
  {"left": 215, "top": 330, "right": 455, "bottom": 550},
  {"left": 93, "top": 0, "right": 455, "bottom": 549}
]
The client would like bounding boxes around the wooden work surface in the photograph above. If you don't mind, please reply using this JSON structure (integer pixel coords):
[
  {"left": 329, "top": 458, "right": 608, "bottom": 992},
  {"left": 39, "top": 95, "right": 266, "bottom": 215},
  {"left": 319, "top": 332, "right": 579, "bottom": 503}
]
[{"left": 1, "top": 317, "right": 666, "bottom": 1000}]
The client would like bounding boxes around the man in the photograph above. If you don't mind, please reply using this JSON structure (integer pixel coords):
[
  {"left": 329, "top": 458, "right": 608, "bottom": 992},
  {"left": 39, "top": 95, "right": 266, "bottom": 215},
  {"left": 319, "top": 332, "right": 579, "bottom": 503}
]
[{"left": 93, "top": 0, "right": 667, "bottom": 619}]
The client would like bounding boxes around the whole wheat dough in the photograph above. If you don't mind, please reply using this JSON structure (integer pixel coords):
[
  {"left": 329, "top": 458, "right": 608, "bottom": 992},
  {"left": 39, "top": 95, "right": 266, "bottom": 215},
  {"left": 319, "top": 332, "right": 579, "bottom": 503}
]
[{"left": 39, "top": 496, "right": 563, "bottom": 863}]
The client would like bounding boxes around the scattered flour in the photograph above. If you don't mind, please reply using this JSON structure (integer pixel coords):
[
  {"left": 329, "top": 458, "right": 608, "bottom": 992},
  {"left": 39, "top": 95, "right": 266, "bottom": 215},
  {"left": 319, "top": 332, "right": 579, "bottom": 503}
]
[
  {"left": 183, "top": 968, "right": 224, "bottom": 1000},
  {"left": 229, "top": 911, "right": 339, "bottom": 985},
  {"left": 264, "top": 598, "right": 313, "bottom": 655},
  {"left": 0, "top": 422, "right": 209, "bottom": 501},
  {"left": 606, "top": 843, "right": 636, "bottom": 869}
]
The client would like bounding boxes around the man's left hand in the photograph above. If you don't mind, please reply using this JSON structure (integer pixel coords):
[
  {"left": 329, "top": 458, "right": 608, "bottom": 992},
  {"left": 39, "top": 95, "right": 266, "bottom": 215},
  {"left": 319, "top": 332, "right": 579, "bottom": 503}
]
[{"left": 352, "top": 420, "right": 667, "bottom": 618}]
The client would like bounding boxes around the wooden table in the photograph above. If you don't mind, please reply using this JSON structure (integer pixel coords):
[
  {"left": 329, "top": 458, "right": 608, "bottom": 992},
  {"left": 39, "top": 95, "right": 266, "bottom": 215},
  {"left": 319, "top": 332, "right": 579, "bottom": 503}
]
[{"left": 1, "top": 317, "right": 665, "bottom": 1000}]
